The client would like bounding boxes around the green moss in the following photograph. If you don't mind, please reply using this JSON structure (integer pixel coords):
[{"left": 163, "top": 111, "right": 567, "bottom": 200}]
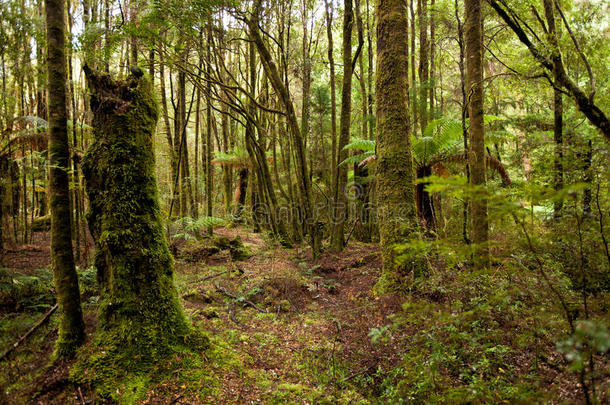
[
  {"left": 374, "top": 0, "right": 428, "bottom": 293},
  {"left": 79, "top": 68, "right": 207, "bottom": 393}
]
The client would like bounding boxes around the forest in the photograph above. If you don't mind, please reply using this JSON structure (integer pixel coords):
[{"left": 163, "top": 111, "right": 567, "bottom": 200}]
[{"left": 0, "top": 0, "right": 608, "bottom": 402}]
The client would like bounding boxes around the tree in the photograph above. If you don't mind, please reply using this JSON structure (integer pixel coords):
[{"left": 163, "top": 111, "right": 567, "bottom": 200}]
[
  {"left": 82, "top": 66, "right": 202, "bottom": 369},
  {"left": 486, "top": 0, "right": 610, "bottom": 143},
  {"left": 330, "top": 0, "right": 354, "bottom": 251},
  {"left": 375, "top": 0, "right": 426, "bottom": 291},
  {"left": 465, "top": 0, "right": 489, "bottom": 268},
  {"left": 45, "top": 0, "right": 85, "bottom": 358},
  {"left": 247, "top": 0, "right": 321, "bottom": 258}
]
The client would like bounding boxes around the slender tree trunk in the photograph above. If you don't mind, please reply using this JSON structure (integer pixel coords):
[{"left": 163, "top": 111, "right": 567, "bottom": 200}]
[
  {"left": 546, "top": 0, "right": 563, "bottom": 218},
  {"left": 330, "top": 0, "right": 354, "bottom": 251},
  {"left": 194, "top": 85, "right": 200, "bottom": 215},
  {"left": 465, "top": 0, "right": 489, "bottom": 268},
  {"left": 365, "top": 0, "right": 374, "bottom": 140},
  {"left": 429, "top": 0, "right": 435, "bottom": 118},
  {"left": 354, "top": 0, "right": 370, "bottom": 242},
  {"left": 46, "top": 0, "right": 85, "bottom": 357},
  {"left": 325, "top": 0, "right": 338, "bottom": 202},
  {"left": 301, "top": 0, "right": 311, "bottom": 175},
  {"left": 418, "top": 0, "right": 429, "bottom": 135},
  {"left": 455, "top": 0, "right": 470, "bottom": 244},
  {"left": 129, "top": 0, "right": 138, "bottom": 65},
  {"left": 375, "top": 0, "right": 426, "bottom": 291},
  {"left": 409, "top": 0, "right": 417, "bottom": 134},
  {"left": 249, "top": 0, "right": 320, "bottom": 258},
  {"left": 206, "top": 28, "right": 214, "bottom": 234},
  {"left": 582, "top": 139, "right": 592, "bottom": 216}
]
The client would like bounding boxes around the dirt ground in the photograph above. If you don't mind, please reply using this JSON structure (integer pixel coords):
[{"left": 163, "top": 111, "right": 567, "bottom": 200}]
[
  {"left": 1, "top": 227, "right": 606, "bottom": 404},
  {"left": 0, "top": 227, "right": 405, "bottom": 404}
]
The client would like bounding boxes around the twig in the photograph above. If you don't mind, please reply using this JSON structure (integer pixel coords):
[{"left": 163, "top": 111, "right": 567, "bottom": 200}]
[
  {"left": 228, "top": 301, "right": 239, "bottom": 324},
  {"left": 344, "top": 219, "right": 360, "bottom": 247},
  {"left": 215, "top": 284, "right": 268, "bottom": 313},
  {"left": 0, "top": 304, "right": 58, "bottom": 362},
  {"left": 342, "top": 365, "right": 375, "bottom": 382},
  {"left": 77, "top": 386, "right": 86, "bottom": 405},
  {"left": 169, "top": 394, "right": 184, "bottom": 404},
  {"left": 200, "top": 269, "right": 230, "bottom": 282}
]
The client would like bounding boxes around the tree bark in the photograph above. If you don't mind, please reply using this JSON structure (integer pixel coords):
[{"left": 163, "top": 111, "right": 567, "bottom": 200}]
[
  {"left": 330, "top": 0, "right": 354, "bottom": 251},
  {"left": 46, "top": 0, "right": 85, "bottom": 358},
  {"left": 417, "top": 0, "right": 429, "bottom": 136},
  {"left": 325, "top": 0, "right": 338, "bottom": 207},
  {"left": 82, "top": 66, "right": 201, "bottom": 365},
  {"left": 465, "top": 0, "right": 489, "bottom": 268},
  {"left": 544, "top": 0, "right": 563, "bottom": 217},
  {"left": 375, "top": 0, "right": 426, "bottom": 291}
]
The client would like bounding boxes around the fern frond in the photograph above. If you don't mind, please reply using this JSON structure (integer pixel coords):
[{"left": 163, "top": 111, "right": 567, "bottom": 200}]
[
  {"left": 339, "top": 150, "right": 375, "bottom": 167},
  {"left": 342, "top": 139, "right": 376, "bottom": 152}
]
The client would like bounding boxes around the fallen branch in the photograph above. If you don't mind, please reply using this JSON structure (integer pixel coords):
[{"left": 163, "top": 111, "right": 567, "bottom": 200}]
[
  {"left": 215, "top": 284, "right": 268, "bottom": 313},
  {"left": 199, "top": 269, "right": 230, "bottom": 282},
  {"left": 342, "top": 365, "right": 375, "bottom": 382},
  {"left": 0, "top": 303, "right": 58, "bottom": 362}
]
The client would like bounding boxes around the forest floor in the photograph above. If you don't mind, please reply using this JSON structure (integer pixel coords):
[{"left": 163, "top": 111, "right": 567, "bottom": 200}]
[{"left": 0, "top": 227, "right": 607, "bottom": 404}]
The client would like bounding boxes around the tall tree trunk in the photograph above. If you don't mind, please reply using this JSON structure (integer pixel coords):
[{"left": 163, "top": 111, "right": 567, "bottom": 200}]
[
  {"left": 325, "top": 0, "right": 338, "bottom": 203},
  {"left": 409, "top": 0, "right": 417, "bottom": 134},
  {"left": 582, "top": 139, "right": 592, "bottom": 216},
  {"left": 545, "top": 0, "right": 563, "bottom": 218},
  {"left": 301, "top": 0, "right": 312, "bottom": 175},
  {"left": 366, "top": 0, "right": 374, "bottom": 140},
  {"left": 455, "top": 0, "right": 470, "bottom": 244},
  {"left": 330, "top": 0, "right": 354, "bottom": 251},
  {"left": 46, "top": 0, "right": 85, "bottom": 358},
  {"left": 465, "top": 0, "right": 489, "bottom": 268},
  {"left": 83, "top": 66, "right": 202, "bottom": 366},
  {"left": 375, "top": 0, "right": 426, "bottom": 291},
  {"left": 429, "top": 0, "right": 435, "bottom": 118},
  {"left": 129, "top": 0, "right": 138, "bottom": 65},
  {"left": 354, "top": 0, "right": 370, "bottom": 242},
  {"left": 205, "top": 28, "right": 214, "bottom": 234},
  {"left": 417, "top": 0, "right": 429, "bottom": 136}
]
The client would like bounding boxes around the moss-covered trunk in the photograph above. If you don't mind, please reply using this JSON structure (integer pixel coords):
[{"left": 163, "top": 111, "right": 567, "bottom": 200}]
[
  {"left": 46, "top": 0, "right": 85, "bottom": 358},
  {"left": 465, "top": 0, "right": 489, "bottom": 268},
  {"left": 375, "top": 0, "right": 426, "bottom": 292},
  {"left": 82, "top": 66, "right": 197, "bottom": 366}
]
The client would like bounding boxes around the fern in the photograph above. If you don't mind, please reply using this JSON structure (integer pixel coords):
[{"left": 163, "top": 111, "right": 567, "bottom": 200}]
[
  {"left": 172, "top": 215, "right": 228, "bottom": 240},
  {"left": 212, "top": 148, "right": 252, "bottom": 168},
  {"left": 342, "top": 139, "right": 376, "bottom": 152},
  {"left": 338, "top": 150, "right": 375, "bottom": 167}
]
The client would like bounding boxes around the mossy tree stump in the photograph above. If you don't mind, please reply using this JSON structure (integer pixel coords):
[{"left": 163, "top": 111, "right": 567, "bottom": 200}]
[{"left": 82, "top": 66, "right": 200, "bottom": 368}]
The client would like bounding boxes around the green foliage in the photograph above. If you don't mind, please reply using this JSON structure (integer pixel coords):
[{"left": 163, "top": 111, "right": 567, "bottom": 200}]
[
  {"left": 557, "top": 320, "right": 610, "bottom": 372},
  {"left": 0, "top": 268, "right": 54, "bottom": 311},
  {"left": 172, "top": 215, "right": 228, "bottom": 241},
  {"left": 212, "top": 148, "right": 252, "bottom": 168}
]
